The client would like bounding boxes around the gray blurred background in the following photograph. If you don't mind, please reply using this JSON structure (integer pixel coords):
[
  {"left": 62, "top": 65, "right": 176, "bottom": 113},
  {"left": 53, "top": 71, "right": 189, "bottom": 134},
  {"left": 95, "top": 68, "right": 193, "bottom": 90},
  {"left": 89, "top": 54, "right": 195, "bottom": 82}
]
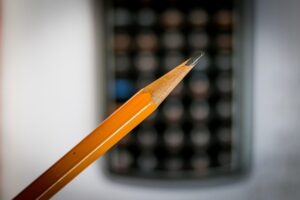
[{"left": 1, "top": 0, "right": 300, "bottom": 199}]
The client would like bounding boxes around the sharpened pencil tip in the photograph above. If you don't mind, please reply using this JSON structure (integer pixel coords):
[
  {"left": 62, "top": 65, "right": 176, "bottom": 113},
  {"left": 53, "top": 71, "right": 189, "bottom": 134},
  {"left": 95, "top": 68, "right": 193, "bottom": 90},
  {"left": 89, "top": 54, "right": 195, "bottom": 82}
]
[{"left": 186, "top": 52, "right": 205, "bottom": 67}]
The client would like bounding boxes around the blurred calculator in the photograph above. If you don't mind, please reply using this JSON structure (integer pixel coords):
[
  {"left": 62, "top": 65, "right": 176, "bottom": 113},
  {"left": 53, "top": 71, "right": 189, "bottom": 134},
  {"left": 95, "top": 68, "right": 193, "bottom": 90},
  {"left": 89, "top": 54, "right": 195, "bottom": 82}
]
[{"left": 98, "top": 0, "right": 253, "bottom": 180}]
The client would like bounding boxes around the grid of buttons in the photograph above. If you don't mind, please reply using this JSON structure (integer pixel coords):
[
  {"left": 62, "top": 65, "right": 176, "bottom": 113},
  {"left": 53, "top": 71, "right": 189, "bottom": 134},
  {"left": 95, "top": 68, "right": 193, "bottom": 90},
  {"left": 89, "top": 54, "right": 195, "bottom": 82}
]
[{"left": 106, "top": 0, "right": 236, "bottom": 179}]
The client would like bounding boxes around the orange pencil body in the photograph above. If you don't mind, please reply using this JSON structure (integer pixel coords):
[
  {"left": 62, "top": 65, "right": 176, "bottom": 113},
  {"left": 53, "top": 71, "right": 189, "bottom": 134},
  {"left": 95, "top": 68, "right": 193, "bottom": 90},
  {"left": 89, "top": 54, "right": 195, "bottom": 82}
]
[
  {"left": 14, "top": 91, "right": 157, "bottom": 200},
  {"left": 14, "top": 53, "right": 203, "bottom": 199}
]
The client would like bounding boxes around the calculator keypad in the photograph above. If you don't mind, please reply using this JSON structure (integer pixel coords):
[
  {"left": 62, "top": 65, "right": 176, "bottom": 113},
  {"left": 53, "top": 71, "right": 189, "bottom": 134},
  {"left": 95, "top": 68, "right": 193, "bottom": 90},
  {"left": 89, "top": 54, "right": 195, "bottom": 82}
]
[{"left": 106, "top": 0, "right": 236, "bottom": 179}]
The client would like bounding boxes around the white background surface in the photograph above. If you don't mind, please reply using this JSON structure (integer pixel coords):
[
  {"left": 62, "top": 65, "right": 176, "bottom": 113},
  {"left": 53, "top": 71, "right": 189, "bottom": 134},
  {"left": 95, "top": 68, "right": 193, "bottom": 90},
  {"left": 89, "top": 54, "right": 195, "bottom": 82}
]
[{"left": 2, "top": 0, "right": 300, "bottom": 199}]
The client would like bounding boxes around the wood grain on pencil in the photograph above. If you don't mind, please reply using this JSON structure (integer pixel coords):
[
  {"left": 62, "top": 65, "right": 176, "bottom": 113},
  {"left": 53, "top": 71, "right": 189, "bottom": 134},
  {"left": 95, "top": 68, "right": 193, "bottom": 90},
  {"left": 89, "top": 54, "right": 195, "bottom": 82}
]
[{"left": 14, "top": 53, "right": 203, "bottom": 200}]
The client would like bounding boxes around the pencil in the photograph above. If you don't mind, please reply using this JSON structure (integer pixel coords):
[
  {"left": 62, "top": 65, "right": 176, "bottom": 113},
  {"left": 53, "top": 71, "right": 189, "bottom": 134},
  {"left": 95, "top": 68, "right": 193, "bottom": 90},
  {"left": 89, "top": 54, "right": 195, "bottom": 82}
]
[{"left": 14, "top": 53, "right": 204, "bottom": 200}]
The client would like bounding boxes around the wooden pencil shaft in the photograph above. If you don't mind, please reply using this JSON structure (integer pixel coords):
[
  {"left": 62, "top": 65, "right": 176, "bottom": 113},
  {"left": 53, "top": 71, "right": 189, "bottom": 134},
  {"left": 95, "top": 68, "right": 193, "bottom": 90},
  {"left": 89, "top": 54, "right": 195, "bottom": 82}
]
[
  {"left": 14, "top": 92, "right": 156, "bottom": 199},
  {"left": 14, "top": 53, "right": 203, "bottom": 199}
]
